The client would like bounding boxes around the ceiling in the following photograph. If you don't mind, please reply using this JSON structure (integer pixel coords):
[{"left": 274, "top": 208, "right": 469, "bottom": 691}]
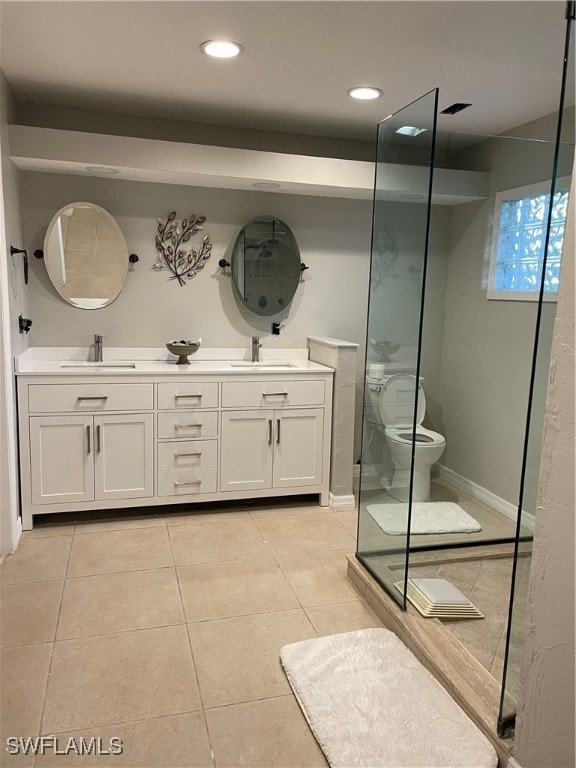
[{"left": 0, "top": 1, "right": 570, "bottom": 142}]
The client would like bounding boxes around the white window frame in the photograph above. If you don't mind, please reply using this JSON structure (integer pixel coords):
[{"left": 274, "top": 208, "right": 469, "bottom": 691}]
[{"left": 487, "top": 176, "right": 570, "bottom": 302}]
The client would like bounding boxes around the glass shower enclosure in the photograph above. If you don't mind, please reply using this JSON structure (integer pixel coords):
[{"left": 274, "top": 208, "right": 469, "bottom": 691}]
[
  {"left": 356, "top": 25, "right": 574, "bottom": 733},
  {"left": 356, "top": 88, "right": 438, "bottom": 606}
]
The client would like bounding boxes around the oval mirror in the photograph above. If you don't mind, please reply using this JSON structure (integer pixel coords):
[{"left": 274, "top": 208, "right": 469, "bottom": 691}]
[
  {"left": 44, "top": 202, "right": 128, "bottom": 309},
  {"left": 231, "top": 216, "right": 301, "bottom": 316}
]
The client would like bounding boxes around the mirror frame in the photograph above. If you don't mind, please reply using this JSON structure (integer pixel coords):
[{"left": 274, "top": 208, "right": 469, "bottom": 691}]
[
  {"left": 230, "top": 215, "right": 301, "bottom": 317},
  {"left": 44, "top": 202, "right": 128, "bottom": 310}
]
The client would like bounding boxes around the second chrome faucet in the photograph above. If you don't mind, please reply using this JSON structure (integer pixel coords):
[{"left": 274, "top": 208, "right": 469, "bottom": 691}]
[
  {"left": 94, "top": 334, "right": 104, "bottom": 362},
  {"left": 251, "top": 336, "right": 262, "bottom": 363}
]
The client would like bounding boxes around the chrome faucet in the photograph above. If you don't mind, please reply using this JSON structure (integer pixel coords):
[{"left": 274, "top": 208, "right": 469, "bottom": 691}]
[
  {"left": 251, "top": 336, "right": 262, "bottom": 363},
  {"left": 94, "top": 334, "right": 104, "bottom": 363}
]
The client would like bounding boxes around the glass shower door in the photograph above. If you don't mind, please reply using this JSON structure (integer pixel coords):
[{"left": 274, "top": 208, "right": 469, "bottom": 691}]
[
  {"left": 498, "top": 8, "right": 575, "bottom": 736},
  {"left": 356, "top": 89, "right": 438, "bottom": 606}
]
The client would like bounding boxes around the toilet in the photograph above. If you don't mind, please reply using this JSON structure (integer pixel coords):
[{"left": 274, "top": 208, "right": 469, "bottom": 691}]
[{"left": 367, "top": 372, "right": 445, "bottom": 502}]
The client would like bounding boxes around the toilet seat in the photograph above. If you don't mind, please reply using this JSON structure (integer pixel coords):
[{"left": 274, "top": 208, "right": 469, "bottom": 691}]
[{"left": 385, "top": 425, "right": 445, "bottom": 447}]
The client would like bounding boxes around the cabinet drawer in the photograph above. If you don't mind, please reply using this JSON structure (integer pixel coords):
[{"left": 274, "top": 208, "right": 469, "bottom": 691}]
[
  {"left": 221, "top": 380, "right": 325, "bottom": 408},
  {"left": 157, "top": 382, "right": 218, "bottom": 410},
  {"left": 157, "top": 411, "right": 218, "bottom": 439},
  {"left": 157, "top": 467, "right": 217, "bottom": 497},
  {"left": 157, "top": 440, "right": 217, "bottom": 471},
  {"left": 28, "top": 383, "right": 153, "bottom": 413}
]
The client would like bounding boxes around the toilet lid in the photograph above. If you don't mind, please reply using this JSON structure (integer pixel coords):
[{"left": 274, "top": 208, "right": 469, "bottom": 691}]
[{"left": 378, "top": 373, "right": 425, "bottom": 427}]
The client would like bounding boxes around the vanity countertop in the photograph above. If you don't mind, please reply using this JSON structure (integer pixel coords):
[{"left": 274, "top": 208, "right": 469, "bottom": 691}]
[{"left": 14, "top": 347, "right": 334, "bottom": 377}]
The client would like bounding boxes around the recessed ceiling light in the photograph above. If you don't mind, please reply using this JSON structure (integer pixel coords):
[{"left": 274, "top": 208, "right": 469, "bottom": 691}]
[
  {"left": 347, "top": 87, "right": 383, "bottom": 101},
  {"left": 396, "top": 126, "right": 427, "bottom": 137},
  {"left": 200, "top": 40, "right": 243, "bottom": 59},
  {"left": 252, "top": 182, "right": 281, "bottom": 189},
  {"left": 85, "top": 166, "right": 119, "bottom": 175}
]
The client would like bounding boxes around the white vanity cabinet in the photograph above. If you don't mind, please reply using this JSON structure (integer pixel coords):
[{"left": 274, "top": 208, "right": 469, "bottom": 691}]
[
  {"left": 16, "top": 357, "right": 334, "bottom": 529},
  {"left": 221, "top": 408, "right": 324, "bottom": 492},
  {"left": 220, "top": 378, "right": 327, "bottom": 494},
  {"left": 23, "top": 382, "right": 155, "bottom": 516}
]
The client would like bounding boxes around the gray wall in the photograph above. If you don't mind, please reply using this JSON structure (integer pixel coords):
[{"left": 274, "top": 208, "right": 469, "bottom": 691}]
[
  {"left": 21, "top": 171, "right": 372, "bottom": 455},
  {"left": 437, "top": 132, "right": 572, "bottom": 505},
  {"left": 513, "top": 163, "right": 575, "bottom": 768}
]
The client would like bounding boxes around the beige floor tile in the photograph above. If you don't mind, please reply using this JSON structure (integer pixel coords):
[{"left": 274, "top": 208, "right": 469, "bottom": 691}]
[
  {"left": 407, "top": 564, "right": 441, "bottom": 579},
  {"left": 34, "top": 713, "right": 213, "bottom": 768},
  {"left": 332, "top": 509, "right": 358, "bottom": 536},
  {"left": 436, "top": 559, "right": 484, "bottom": 589},
  {"left": 22, "top": 524, "right": 76, "bottom": 539},
  {"left": 1, "top": 581, "right": 64, "bottom": 647},
  {"left": 473, "top": 557, "right": 513, "bottom": 594},
  {"left": 169, "top": 519, "right": 269, "bottom": 566},
  {"left": 67, "top": 528, "right": 173, "bottom": 578},
  {"left": 57, "top": 568, "right": 184, "bottom": 639},
  {"left": 178, "top": 557, "right": 299, "bottom": 622},
  {"left": 74, "top": 513, "right": 166, "bottom": 534},
  {"left": 43, "top": 626, "right": 200, "bottom": 733},
  {"left": 166, "top": 509, "right": 252, "bottom": 526},
  {"left": 188, "top": 609, "right": 316, "bottom": 708},
  {"left": 305, "top": 600, "right": 382, "bottom": 635},
  {"left": 467, "top": 586, "right": 509, "bottom": 634},
  {"left": 250, "top": 502, "right": 330, "bottom": 522},
  {"left": 206, "top": 695, "right": 327, "bottom": 768},
  {"left": 1, "top": 537, "right": 72, "bottom": 585},
  {"left": 448, "top": 623, "right": 502, "bottom": 671},
  {"left": 275, "top": 549, "right": 358, "bottom": 607},
  {"left": 1, "top": 643, "right": 53, "bottom": 766},
  {"left": 255, "top": 514, "right": 354, "bottom": 553}
]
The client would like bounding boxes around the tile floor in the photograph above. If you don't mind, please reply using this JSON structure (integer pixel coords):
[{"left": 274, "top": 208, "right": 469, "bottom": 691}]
[
  {"left": 408, "top": 555, "right": 527, "bottom": 702},
  {"left": 1, "top": 500, "right": 384, "bottom": 768}
]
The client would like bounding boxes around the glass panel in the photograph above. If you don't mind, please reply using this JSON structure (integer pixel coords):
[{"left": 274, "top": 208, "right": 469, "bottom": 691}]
[
  {"left": 356, "top": 89, "right": 438, "bottom": 607},
  {"left": 498, "top": 12, "right": 574, "bottom": 736}
]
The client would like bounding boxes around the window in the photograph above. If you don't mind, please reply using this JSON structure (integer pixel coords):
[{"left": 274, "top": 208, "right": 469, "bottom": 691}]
[{"left": 487, "top": 177, "right": 570, "bottom": 301}]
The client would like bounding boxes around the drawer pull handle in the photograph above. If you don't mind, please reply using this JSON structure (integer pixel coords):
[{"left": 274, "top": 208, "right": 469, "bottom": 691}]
[
  {"left": 175, "top": 394, "right": 202, "bottom": 399},
  {"left": 96, "top": 425, "right": 102, "bottom": 453},
  {"left": 175, "top": 423, "right": 201, "bottom": 429},
  {"left": 277, "top": 418, "right": 281, "bottom": 445},
  {"left": 263, "top": 392, "right": 288, "bottom": 397},
  {"left": 174, "top": 480, "right": 201, "bottom": 487},
  {"left": 268, "top": 419, "right": 272, "bottom": 445},
  {"left": 77, "top": 396, "right": 108, "bottom": 401},
  {"left": 175, "top": 452, "right": 202, "bottom": 459},
  {"left": 86, "top": 424, "right": 91, "bottom": 454}
]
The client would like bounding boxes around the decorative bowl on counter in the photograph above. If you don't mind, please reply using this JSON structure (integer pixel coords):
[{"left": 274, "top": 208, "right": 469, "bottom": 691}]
[{"left": 166, "top": 339, "right": 202, "bottom": 365}]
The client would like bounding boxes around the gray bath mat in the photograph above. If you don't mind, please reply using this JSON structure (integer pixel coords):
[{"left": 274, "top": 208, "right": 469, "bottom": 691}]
[
  {"left": 280, "top": 628, "right": 497, "bottom": 768},
  {"left": 367, "top": 501, "right": 482, "bottom": 535}
]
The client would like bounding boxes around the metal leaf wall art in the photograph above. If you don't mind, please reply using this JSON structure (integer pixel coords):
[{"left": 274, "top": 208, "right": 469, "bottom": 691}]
[{"left": 153, "top": 212, "right": 213, "bottom": 286}]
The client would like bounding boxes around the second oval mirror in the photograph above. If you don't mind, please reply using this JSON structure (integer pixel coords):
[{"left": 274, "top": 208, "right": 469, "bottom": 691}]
[
  {"left": 44, "top": 202, "right": 128, "bottom": 309},
  {"left": 231, "top": 216, "right": 301, "bottom": 316}
]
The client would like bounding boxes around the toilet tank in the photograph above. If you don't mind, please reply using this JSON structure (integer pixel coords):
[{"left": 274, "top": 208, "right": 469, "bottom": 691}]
[{"left": 378, "top": 374, "right": 425, "bottom": 427}]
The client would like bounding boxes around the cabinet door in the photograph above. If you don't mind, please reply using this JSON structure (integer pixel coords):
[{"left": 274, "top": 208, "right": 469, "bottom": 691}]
[
  {"left": 94, "top": 413, "right": 154, "bottom": 501},
  {"left": 273, "top": 408, "right": 324, "bottom": 488},
  {"left": 30, "top": 415, "right": 94, "bottom": 505},
  {"left": 220, "top": 410, "right": 273, "bottom": 492}
]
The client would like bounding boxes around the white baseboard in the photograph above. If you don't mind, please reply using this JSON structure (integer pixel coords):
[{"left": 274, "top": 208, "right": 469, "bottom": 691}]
[
  {"left": 329, "top": 493, "right": 357, "bottom": 511},
  {"left": 437, "top": 464, "right": 535, "bottom": 531}
]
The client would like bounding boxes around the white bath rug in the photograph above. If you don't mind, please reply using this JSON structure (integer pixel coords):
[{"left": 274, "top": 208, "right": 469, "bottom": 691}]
[
  {"left": 280, "top": 628, "right": 497, "bottom": 768},
  {"left": 367, "top": 501, "right": 482, "bottom": 535}
]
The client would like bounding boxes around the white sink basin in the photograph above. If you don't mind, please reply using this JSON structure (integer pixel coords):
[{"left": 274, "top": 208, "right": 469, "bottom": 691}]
[
  {"left": 229, "top": 362, "right": 296, "bottom": 369},
  {"left": 60, "top": 362, "right": 136, "bottom": 369}
]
